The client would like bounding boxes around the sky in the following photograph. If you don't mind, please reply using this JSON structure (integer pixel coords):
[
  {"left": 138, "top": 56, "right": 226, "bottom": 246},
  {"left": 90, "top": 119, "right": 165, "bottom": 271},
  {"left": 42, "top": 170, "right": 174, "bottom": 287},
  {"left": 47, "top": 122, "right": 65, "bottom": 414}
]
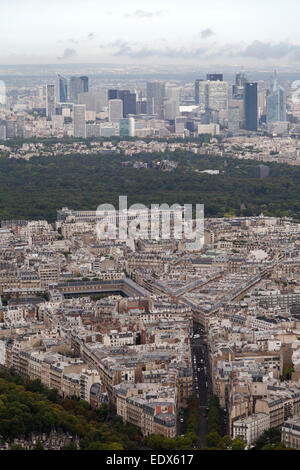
[{"left": 2, "top": 0, "right": 300, "bottom": 66}]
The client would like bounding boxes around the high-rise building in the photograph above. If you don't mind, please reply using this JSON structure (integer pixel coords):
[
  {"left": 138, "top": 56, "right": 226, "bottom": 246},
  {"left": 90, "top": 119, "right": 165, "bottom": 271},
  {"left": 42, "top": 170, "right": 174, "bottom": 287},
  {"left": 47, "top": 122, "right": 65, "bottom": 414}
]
[
  {"left": 80, "top": 76, "right": 89, "bottom": 93},
  {"left": 69, "top": 76, "right": 89, "bottom": 103},
  {"left": 244, "top": 82, "right": 258, "bottom": 131},
  {"left": 0, "top": 121, "right": 6, "bottom": 140},
  {"left": 232, "top": 73, "right": 247, "bottom": 101},
  {"left": 46, "top": 84, "right": 56, "bottom": 118},
  {"left": 229, "top": 99, "right": 244, "bottom": 126},
  {"left": 73, "top": 104, "right": 86, "bottom": 138},
  {"left": 195, "top": 80, "right": 206, "bottom": 108},
  {"left": 195, "top": 79, "right": 228, "bottom": 113},
  {"left": 122, "top": 92, "right": 136, "bottom": 117},
  {"left": 38, "top": 85, "right": 46, "bottom": 103},
  {"left": 108, "top": 99, "right": 123, "bottom": 123},
  {"left": 136, "top": 100, "right": 147, "bottom": 115},
  {"left": 175, "top": 116, "right": 186, "bottom": 135},
  {"left": 16, "top": 115, "right": 25, "bottom": 138},
  {"left": 258, "top": 89, "right": 267, "bottom": 119},
  {"left": 235, "top": 73, "right": 246, "bottom": 87},
  {"left": 117, "top": 90, "right": 130, "bottom": 102},
  {"left": 6, "top": 120, "right": 16, "bottom": 138},
  {"left": 119, "top": 118, "right": 135, "bottom": 137},
  {"left": 146, "top": 81, "right": 165, "bottom": 118},
  {"left": 78, "top": 91, "right": 106, "bottom": 112},
  {"left": 164, "top": 84, "right": 180, "bottom": 120},
  {"left": 208, "top": 81, "right": 228, "bottom": 112},
  {"left": 207, "top": 74, "right": 223, "bottom": 81},
  {"left": 108, "top": 89, "right": 119, "bottom": 100},
  {"left": 228, "top": 107, "right": 240, "bottom": 134},
  {"left": 266, "top": 74, "right": 286, "bottom": 124},
  {"left": 56, "top": 73, "right": 68, "bottom": 104}
]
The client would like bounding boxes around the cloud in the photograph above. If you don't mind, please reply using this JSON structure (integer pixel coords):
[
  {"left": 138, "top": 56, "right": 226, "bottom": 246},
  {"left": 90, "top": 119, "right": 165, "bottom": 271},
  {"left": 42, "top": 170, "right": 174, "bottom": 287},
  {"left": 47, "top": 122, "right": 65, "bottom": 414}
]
[
  {"left": 88, "top": 32, "right": 95, "bottom": 40},
  {"left": 238, "top": 40, "right": 294, "bottom": 59},
  {"left": 200, "top": 28, "right": 215, "bottom": 39},
  {"left": 68, "top": 38, "right": 78, "bottom": 44},
  {"left": 99, "top": 38, "right": 300, "bottom": 63},
  {"left": 110, "top": 41, "right": 209, "bottom": 59},
  {"left": 57, "top": 48, "right": 76, "bottom": 60},
  {"left": 125, "top": 10, "right": 166, "bottom": 18}
]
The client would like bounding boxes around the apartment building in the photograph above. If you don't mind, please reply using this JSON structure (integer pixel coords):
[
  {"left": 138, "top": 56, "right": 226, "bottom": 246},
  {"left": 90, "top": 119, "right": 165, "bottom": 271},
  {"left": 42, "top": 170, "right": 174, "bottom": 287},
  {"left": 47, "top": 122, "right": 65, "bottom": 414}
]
[
  {"left": 281, "top": 416, "right": 300, "bottom": 449},
  {"left": 232, "top": 413, "right": 270, "bottom": 447}
]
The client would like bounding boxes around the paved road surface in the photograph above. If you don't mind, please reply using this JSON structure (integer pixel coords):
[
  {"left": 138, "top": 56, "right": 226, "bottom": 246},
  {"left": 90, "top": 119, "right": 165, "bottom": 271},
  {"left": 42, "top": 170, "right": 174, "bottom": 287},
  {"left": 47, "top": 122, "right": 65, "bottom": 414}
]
[{"left": 191, "top": 323, "right": 212, "bottom": 448}]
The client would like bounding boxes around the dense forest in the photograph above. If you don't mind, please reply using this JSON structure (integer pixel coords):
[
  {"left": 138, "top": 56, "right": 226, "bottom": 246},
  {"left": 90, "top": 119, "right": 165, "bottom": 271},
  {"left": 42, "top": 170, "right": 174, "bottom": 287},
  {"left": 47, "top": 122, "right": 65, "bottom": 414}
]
[{"left": 0, "top": 149, "right": 299, "bottom": 222}]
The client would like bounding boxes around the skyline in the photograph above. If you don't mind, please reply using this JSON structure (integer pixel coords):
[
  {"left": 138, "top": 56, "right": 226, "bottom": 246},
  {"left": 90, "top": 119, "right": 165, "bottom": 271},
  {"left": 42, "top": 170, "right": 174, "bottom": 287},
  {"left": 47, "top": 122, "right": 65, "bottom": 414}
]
[{"left": 2, "top": 0, "right": 300, "bottom": 66}]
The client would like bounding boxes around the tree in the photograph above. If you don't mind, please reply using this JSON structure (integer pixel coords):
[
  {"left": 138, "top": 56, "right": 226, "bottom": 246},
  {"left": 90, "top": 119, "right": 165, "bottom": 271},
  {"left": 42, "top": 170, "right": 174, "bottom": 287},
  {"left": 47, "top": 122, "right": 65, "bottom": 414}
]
[
  {"left": 95, "top": 403, "right": 109, "bottom": 422},
  {"left": 231, "top": 438, "right": 246, "bottom": 450},
  {"left": 25, "top": 379, "right": 46, "bottom": 394},
  {"left": 222, "top": 435, "right": 233, "bottom": 449},
  {"left": 206, "top": 432, "right": 224, "bottom": 449},
  {"left": 147, "top": 434, "right": 165, "bottom": 450},
  {"left": 254, "top": 428, "right": 281, "bottom": 449},
  {"left": 33, "top": 441, "right": 44, "bottom": 450},
  {"left": 60, "top": 442, "right": 78, "bottom": 450}
]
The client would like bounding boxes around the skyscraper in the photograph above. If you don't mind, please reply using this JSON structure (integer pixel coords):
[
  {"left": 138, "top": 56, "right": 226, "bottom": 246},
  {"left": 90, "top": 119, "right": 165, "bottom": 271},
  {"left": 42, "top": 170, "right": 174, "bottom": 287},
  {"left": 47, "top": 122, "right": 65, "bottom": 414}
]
[
  {"left": 16, "top": 114, "right": 25, "bottom": 138},
  {"left": 208, "top": 81, "right": 228, "bottom": 112},
  {"left": 0, "top": 121, "right": 6, "bottom": 140},
  {"left": 195, "top": 79, "right": 228, "bottom": 113},
  {"left": 69, "top": 76, "right": 89, "bottom": 103},
  {"left": 46, "top": 84, "right": 56, "bottom": 118},
  {"left": 164, "top": 84, "right": 180, "bottom": 120},
  {"left": 207, "top": 74, "right": 223, "bottom": 81},
  {"left": 244, "top": 82, "right": 258, "bottom": 131},
  {"left": 108, "top": 89, "right": 119, "bottom": 100},
  {"left": 235, "top": 73, "right": 246, "bottom": 87},
  {"left": 108, "top": 99, "right": 123, "bottom": 123},
  {"left": 146, "top": 81, "right": 165, "bottom": 118},
  {"left": 122, "top": 92, "right": 136, "bottom": 117},
  {"left": 266, "top": 73, "right": 286, "bottom": 124},
  {"left": 56, "top": 73, "right": 68, "bottom": 104},
  {"left": 80, "top": 76, "right": 89, "bottom": 93},
  {"left": 194, "top": 79, "right": 203, "bottom": 105},
  {"left": 228, "top": 107, "right": 240, "bottom": 134},
  {"left": 73, "top": 104, "right": 86, "bottom": 138}
]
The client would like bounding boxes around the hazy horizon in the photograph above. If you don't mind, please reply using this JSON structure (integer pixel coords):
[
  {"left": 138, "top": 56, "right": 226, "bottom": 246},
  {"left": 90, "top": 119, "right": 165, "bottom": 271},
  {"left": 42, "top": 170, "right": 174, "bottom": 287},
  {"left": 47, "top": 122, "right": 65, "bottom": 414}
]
[{"left": 2, "top": 0, "right": 300, "bottom": 67}]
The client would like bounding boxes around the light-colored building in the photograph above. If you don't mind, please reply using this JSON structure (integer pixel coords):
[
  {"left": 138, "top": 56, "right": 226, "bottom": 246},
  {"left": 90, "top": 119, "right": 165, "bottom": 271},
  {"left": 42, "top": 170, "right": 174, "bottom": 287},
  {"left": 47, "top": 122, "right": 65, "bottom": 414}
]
[
  {"left": 73, "top": 104, "right": 86, "bottom": 138},
  {"left": 232, "top": 413, "right": 270, "bottom": 447}
]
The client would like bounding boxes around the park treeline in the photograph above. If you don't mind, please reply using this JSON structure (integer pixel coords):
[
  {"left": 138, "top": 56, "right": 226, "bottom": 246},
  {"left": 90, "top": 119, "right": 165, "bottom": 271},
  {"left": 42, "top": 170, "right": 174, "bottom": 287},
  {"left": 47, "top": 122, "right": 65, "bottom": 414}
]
[
  {"left": 0, "top": 149, "right": 299, "bottom": 222},
  {"left": 0, "top": 370, "right": 142, "bottom": 450}
]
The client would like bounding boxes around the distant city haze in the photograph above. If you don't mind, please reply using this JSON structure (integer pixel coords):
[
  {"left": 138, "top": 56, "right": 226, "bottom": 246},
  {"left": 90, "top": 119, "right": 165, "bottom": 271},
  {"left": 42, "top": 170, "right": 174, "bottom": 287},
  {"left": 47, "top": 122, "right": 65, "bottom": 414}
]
[{"left": 2, "top": 0, "right": 300, "bottom": 66}]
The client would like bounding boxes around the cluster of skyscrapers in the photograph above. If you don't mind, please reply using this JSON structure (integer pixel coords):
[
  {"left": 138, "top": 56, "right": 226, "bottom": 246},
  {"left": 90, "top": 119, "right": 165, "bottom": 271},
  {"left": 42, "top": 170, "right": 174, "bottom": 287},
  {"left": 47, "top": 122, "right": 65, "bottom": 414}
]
[
  {"left": 194, "top": 72, "right": 286, "bottom": 134},
  {"left": 6, "top": 70, "right": 287, "bottom": 141}
]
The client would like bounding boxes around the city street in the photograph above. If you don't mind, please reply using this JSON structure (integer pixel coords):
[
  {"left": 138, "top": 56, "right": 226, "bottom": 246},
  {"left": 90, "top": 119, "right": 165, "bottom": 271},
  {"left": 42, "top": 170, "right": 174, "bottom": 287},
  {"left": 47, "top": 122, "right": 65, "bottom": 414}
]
[{"left": 190, "top": 323, "right": 211, "bottom": 448}]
